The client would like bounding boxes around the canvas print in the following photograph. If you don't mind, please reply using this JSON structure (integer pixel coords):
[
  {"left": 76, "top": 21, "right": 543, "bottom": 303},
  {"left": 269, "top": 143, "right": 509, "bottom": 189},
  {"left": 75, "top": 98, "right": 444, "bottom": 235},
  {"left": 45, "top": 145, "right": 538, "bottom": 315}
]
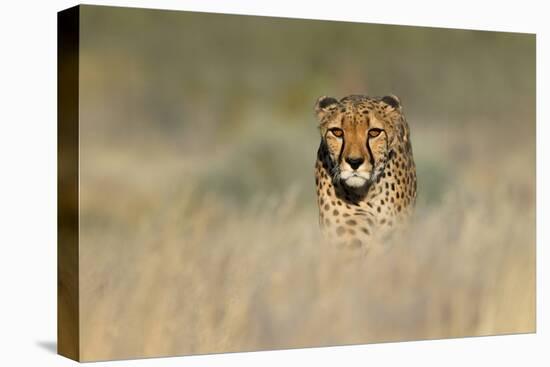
[{"left": 58, "top": 5, "right": 536, "bottom": 362}]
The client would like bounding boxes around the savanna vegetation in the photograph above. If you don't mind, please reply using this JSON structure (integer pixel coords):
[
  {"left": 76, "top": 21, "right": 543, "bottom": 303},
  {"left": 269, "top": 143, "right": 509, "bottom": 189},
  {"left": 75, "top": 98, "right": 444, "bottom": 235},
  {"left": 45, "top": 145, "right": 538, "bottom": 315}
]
[{"left": 76, "top": 6, "right": 535, "bottom": 360}]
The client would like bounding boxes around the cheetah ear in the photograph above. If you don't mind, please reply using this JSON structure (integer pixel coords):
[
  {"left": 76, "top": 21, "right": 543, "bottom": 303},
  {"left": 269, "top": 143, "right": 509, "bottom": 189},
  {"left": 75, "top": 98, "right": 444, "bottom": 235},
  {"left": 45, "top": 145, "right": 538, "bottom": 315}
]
[
  {"left": 314, "top": 96, "right": 339, "bottom": 121},
  {"left": 381, "top": 94, "right": 402, "bottom": 111}
]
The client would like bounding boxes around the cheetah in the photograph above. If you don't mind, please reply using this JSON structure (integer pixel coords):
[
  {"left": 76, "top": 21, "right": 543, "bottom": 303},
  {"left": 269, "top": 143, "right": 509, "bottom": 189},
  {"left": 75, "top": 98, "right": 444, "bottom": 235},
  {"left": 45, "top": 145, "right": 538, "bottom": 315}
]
[{"left": 314, "top": 94, "right": 417, "bottom": 249}]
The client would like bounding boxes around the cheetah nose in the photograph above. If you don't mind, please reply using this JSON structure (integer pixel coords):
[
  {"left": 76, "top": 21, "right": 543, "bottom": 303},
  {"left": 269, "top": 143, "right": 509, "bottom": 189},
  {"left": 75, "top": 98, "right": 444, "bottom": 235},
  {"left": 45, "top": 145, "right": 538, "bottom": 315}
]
[{"left": 345, "top": 157, "right": 364, "bottom": 170}]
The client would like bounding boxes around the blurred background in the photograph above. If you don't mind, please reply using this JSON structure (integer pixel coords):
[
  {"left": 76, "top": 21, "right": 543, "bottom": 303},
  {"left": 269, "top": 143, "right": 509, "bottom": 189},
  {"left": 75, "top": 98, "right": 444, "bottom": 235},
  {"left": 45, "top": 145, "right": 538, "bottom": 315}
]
[{"left": 77, "top": 5, "right": 535, "bottom": 361}]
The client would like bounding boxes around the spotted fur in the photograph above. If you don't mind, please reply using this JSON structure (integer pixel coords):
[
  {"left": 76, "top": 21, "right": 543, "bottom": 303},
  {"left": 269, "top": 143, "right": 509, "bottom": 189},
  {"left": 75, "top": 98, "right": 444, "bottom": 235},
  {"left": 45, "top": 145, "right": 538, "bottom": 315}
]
[{"left": 314, "top": 94, "right": 416, "bottom": 249}]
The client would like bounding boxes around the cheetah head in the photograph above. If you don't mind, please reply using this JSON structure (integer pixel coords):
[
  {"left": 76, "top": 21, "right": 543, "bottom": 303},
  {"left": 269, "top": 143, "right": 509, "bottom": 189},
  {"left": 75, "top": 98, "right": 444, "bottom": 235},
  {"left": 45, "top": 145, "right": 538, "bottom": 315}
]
[{"left": 315, "top": 94, "right": 403, "bottom": 189}]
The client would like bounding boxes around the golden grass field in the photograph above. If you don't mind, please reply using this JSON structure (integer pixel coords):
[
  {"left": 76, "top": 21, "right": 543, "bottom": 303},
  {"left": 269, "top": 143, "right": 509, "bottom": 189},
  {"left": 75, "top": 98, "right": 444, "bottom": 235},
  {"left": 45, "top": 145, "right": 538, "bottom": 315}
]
[
  {"left": 75, "top": 6, "right": 535, "bottom": 361},
  {"left": 78, "top": 121, "right": 534, "bottom": 361}
]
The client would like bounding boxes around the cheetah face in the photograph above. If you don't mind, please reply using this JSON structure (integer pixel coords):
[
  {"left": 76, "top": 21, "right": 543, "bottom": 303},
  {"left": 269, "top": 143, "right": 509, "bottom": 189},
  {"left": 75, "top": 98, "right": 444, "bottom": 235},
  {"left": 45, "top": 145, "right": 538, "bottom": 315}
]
[{"left": 315, "top": 95, "right": 401, "bottom": 189}]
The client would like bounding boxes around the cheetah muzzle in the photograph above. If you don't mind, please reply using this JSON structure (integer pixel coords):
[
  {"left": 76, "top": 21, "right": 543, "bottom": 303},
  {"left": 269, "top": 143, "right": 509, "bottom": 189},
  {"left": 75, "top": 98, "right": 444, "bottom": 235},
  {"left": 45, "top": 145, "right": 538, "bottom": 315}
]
[{"left": 314, "top": 94, "right": 417, "bottom": 249}]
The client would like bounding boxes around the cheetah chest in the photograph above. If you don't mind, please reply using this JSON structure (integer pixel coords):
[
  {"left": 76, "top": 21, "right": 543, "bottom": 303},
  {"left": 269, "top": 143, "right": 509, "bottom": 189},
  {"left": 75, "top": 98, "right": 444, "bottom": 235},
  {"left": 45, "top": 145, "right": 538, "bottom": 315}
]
[{"left": 315, "top": 154, "right": 416, "bottom": 248}]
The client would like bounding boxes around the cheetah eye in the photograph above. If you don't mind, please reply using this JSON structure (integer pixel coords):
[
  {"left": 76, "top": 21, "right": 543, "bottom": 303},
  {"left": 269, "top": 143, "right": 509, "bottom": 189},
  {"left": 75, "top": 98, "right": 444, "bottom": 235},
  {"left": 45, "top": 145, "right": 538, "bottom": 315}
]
[
  {"left": 368, "top": 128, "right": 383, "bottom": 138},
  {"left": 329, "top": 128, "right": 344, "bottom": 138}
]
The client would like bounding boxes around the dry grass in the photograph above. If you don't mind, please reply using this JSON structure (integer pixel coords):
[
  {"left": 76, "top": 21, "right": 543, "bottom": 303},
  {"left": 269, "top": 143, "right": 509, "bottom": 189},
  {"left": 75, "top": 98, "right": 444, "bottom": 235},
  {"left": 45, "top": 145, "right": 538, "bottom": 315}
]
[
  {"left": 73, "top": 7, "right": 535, "bottom": 361},
  {"left": 78, "top": 122, "right": 535, "bottom": 361}
]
